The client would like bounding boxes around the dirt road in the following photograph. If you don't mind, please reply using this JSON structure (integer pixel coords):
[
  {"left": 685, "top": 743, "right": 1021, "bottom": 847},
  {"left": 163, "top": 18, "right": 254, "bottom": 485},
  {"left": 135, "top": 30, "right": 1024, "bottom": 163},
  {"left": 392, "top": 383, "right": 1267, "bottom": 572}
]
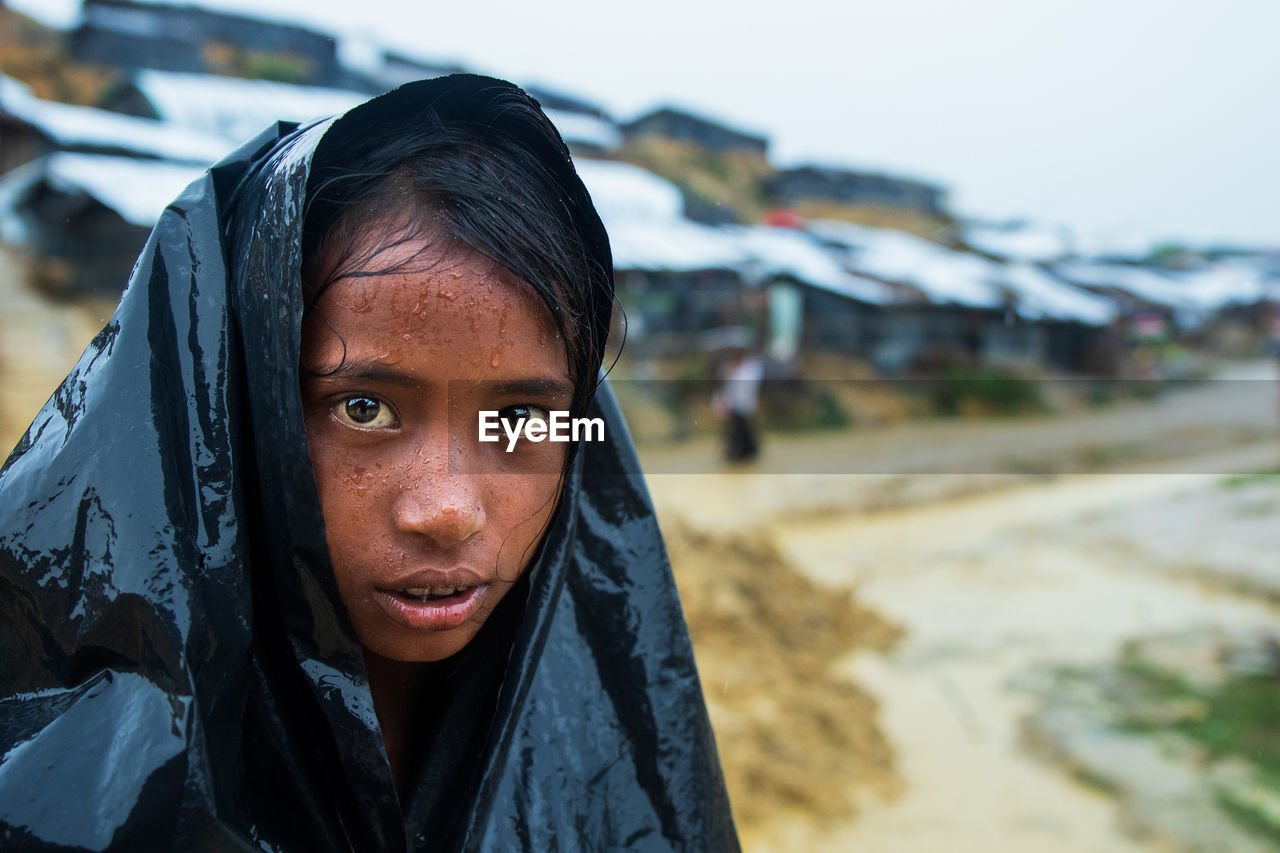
[
  {"left": 762, "top": 445, "right": 1280, "bottom": 851},
  {"left": 644, "top": 380, "right": 1280, "bottom": 851}
]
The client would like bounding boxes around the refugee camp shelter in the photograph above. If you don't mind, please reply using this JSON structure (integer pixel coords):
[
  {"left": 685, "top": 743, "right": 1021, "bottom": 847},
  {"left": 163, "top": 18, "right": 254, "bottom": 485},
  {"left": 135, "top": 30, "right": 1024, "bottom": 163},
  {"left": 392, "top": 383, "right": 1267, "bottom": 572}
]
[
  {"left": 763, "top": 166, "right": 947, "bottom": 218},
  {"left": 810, "top": 219, "right": 1117, "bottom": 373},
  {"left": 0, "top": 153, "right": 203, "bottom": 296},
  {"left": 71, "top": 0, "right": 343, "bottom": 86},
  {"left": 622, "top": 107, "right": 769, "bottom": 156},
  {"left": 0, "top": 75, "right": 228, "bottom": 172},
  {"left": 99, "top": 70, "right": 366, "bottom": 145}
]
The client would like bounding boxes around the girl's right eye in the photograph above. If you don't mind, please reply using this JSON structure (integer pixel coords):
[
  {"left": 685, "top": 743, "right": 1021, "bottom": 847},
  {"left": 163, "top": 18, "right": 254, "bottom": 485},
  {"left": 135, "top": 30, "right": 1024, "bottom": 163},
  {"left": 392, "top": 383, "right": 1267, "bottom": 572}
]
[{"left": 332, "top": 396, "right": 398, "bottom": 429}]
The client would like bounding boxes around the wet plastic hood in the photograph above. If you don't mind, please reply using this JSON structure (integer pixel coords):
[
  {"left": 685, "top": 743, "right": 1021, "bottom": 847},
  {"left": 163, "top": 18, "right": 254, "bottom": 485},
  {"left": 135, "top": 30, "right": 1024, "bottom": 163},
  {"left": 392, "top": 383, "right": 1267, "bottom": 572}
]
[{"left": 0, "top": 75, "right": 738, "bottom": 851}]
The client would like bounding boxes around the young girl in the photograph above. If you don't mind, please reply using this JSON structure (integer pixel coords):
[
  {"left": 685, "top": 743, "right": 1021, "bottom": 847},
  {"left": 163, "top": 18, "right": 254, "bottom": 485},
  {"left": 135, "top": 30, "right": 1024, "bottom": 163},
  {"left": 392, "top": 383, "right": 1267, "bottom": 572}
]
[{"left": 0, "top": 75, "right": 738, "bottom": 851}]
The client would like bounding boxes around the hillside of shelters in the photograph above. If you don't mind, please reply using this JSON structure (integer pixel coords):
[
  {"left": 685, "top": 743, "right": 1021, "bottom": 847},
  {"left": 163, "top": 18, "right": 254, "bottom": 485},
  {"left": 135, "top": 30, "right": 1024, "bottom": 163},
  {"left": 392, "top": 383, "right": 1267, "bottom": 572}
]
[{"left": 2, "top": 0, "right": 1278, "bottom": 441}]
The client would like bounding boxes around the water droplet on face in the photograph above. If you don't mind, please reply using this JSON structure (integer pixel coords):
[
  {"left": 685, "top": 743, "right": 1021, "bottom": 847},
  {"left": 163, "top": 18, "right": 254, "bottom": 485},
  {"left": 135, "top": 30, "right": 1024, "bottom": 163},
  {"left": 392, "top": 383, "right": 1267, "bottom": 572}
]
[
  {"left": 402, "top": 333, "right": 412, "bottom": 340},
  {"left": 490, "top": 351, "right": 501, "bottom": 368}
]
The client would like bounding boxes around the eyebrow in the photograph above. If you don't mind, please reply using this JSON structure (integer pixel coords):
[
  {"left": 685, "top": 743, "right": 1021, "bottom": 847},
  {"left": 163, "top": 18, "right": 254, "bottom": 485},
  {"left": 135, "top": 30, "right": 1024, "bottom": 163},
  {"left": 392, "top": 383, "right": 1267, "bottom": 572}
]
[
  {"left": 304, "top": 360, "right": 423, "bottom": 388},
  {"left": 303, "top": 362, "right": 574, "bottom": 400},
  {"left": 481, "top": 378, "right": 575, "bottom": 401}
]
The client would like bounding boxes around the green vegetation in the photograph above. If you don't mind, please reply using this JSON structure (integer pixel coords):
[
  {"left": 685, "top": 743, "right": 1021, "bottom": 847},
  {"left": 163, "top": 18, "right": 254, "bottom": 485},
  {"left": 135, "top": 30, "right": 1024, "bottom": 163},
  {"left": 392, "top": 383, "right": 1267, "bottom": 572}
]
[
  {"left": 932, "top": 366, "right": 1045, "bottom": 416},
  {"left": 1217, "top": 785, "right": 1280, "bottom": 845},
  {"left": 760, "top": 382, "right": 851, "bottom": 432},
  {"left": 1115, "top": 653, "right": 1280, "bottom": 841},
  {"left": 1221, "top": 469, "right": 1280, "bottom": 490}
]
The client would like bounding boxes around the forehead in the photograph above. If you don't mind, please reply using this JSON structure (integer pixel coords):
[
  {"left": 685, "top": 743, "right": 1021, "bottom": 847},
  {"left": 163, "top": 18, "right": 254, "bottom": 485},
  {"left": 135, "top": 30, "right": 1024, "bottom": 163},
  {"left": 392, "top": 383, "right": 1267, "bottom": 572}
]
[{"left": 301, "top": 237, "right": 565, "bottom": 377}]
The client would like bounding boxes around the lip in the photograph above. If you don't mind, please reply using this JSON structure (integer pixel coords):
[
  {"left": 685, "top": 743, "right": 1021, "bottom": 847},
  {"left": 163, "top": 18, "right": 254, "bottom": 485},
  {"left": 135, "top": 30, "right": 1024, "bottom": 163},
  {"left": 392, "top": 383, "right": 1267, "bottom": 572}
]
[{"left": 373, "top": 584, "right": 490, "bottom": 631}]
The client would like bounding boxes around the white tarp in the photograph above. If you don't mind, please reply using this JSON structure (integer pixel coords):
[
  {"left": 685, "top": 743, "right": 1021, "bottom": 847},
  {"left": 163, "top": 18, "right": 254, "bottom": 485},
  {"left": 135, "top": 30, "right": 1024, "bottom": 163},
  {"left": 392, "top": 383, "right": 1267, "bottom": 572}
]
[
  {"left": 1053, "top": 260, "right": 1267, "bottom": 315},
  {"left": 0, "top": 75, "right": 229, "bottom": 164},
  {"left": 996, "top": 263, "right": 1115, "bottom": 325},
  {"left": 0, "top": 152, "right": 205, "bottom": 229},
  {"left": 813, "top": 219, "right": 1117, "bottom": 324},
  {"left": 543, "top": 109, "right": 621, "bottom": 151},
  {"left": 963, "top": 220, "right": 1072, "bottom": 263},
  {"left": 810, "top": 219, "right": 1004, "bottom": 309},
  {"left": 727, "top": 225, "right": 892, "bottom": 304},
  {"left": 604, "top": 218, "right": 746, "bottom": 273},
  {"left": 575, "top": 159, "right": 740, "bottom": 271},
  {"left": 127, "top": 69, "right": 366, "bottom": 144},
  {"left": 575, "top": 160, "right": 889, "bottom": 302},
  {"left": 574, "top": 159, "right": 685, "bottom": 222}
]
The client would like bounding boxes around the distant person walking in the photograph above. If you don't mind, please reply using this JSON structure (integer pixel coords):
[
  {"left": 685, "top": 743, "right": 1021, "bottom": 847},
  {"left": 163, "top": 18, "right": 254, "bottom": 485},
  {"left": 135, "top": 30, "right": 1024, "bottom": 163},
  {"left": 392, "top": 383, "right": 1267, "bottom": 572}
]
[{"left": 715, "top": 349, "right": 764, "bottom": 463}]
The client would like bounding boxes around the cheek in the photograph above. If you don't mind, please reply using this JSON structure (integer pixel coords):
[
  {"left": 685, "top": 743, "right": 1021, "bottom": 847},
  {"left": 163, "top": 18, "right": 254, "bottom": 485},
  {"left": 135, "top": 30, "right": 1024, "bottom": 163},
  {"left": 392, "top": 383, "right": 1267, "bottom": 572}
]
[
  {"left": 304, "top": 428, "right": 379, "bottom": 567},
  {"left": 487, "top": 474, "right": 565, "bottom": 574}
]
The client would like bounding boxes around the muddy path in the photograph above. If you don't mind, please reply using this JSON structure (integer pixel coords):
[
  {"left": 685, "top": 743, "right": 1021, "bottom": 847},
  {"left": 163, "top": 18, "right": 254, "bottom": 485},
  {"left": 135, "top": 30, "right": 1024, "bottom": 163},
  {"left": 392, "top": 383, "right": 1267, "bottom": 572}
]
[
  {"left": 647, "top": 429, "right": 1280, "bottom": 851},
  {"left": 765, "top": 447, "right": 1280, "bottom": 851}
]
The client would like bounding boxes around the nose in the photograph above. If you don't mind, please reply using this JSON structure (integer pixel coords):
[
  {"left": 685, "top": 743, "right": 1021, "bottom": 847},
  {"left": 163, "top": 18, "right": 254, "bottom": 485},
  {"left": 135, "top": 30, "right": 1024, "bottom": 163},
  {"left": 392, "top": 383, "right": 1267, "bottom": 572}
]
[{"left": 392, "top": 444, "right": 486, "bottom": 548}]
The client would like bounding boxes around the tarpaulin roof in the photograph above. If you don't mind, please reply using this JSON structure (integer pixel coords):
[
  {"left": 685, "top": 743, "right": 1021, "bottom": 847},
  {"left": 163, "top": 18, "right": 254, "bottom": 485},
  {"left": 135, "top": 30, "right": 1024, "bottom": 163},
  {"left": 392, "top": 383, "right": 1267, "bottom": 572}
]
[
  {"left": 0, "top": 74, "right": 229, "bottom": 164},
  {"left": 125, "top": 68, "right": 368, "bottom": 144},
  {"left": 810, "top": 219, "right": 1007, "bottom": 309},
  {"left": 541, "top": 109, "right": 622, "bottom": 151},
  {"left": 813, "top": 219, "right": 1119, "bottom": 324},
  {"left": 1053, "top": 260, "right": 1268, "bottom": 314},
  {"left": 0, "top": 152, "right": 206, "bottom": 228},
  {"left": 575, "top": 160, "right": 891, "bottom": 302},
  {"left": 962, "top": 220, "right": 1072, "bottom": 263}
]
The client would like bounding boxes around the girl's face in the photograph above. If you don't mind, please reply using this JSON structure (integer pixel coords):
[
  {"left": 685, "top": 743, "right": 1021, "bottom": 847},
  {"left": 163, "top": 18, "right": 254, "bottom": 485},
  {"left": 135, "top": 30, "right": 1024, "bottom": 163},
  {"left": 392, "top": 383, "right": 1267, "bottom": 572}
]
[{"left": 300, "top": 236, "right": 569, "bottom": 663}]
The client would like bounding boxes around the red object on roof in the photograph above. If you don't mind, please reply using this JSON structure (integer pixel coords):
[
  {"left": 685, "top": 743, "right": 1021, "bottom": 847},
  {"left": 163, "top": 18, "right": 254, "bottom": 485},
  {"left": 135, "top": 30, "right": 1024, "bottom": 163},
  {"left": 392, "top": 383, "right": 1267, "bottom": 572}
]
[{"left": 761, "top": 208, "right": 806, "bottom": 229}]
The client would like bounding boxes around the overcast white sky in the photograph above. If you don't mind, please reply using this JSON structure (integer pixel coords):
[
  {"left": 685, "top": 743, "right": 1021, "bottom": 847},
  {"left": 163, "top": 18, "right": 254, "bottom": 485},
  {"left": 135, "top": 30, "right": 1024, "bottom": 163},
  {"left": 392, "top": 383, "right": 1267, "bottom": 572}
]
[{"left": 14, "top": 0, "right": 1280, "bottom": 250}]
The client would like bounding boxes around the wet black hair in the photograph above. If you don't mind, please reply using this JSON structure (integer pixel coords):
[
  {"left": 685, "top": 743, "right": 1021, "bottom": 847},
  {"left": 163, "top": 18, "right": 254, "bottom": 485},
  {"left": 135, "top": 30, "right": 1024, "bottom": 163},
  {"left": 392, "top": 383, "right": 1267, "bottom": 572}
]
[{"left": 300, "top": 80, "right": 614, "bottom": 422}]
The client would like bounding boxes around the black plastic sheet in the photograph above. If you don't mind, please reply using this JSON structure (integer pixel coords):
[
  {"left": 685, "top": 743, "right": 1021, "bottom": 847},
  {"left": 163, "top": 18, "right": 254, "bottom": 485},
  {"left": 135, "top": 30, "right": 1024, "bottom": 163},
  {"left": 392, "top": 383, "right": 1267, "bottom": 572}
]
[{"left": 0, "top": 75, "right": 738, "bottom": 851}]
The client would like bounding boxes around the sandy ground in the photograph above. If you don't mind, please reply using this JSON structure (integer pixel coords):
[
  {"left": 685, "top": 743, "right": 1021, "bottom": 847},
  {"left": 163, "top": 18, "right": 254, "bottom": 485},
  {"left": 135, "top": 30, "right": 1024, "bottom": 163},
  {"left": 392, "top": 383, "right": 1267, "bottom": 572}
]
[
  {"left": 0, "top": 246, "right": 115, "bottom": 452},
  {"left": 644, "top": 371, "right": 1280, "bottom": 852}
]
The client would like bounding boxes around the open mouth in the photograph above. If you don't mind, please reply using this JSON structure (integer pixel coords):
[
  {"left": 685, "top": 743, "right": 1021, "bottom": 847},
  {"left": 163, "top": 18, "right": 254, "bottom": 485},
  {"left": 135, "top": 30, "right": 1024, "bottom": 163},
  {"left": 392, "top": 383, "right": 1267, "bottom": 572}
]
[
  {"left": 394, "top": 585, "right": 472, "bottom": 603},
  {"left": 374, "top": 583, "right": 490, "bottom": 631}
]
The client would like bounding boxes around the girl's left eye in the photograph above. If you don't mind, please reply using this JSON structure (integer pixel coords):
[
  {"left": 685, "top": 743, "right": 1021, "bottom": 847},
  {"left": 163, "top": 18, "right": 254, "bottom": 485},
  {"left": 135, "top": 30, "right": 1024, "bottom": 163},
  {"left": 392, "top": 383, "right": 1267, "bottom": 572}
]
[
  {"left": 333, "top": 396, "right": 398, "bottom": 429},
  {"left": 498, "top": 403, "right": 551, "bottom": 426}
]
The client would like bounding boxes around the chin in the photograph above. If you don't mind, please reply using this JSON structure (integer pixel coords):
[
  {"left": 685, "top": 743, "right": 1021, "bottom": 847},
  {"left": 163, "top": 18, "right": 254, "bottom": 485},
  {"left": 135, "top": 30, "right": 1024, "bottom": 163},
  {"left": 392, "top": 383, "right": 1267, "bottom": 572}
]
[{"left": 369, "top": 627, "right": 480, "bottom": 663}]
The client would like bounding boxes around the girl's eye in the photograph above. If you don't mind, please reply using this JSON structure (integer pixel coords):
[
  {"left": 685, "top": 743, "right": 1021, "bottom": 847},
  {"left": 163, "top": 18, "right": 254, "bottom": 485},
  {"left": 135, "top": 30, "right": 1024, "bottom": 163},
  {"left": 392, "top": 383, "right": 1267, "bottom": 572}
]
[
  {"left": 333, "top": 396, "right": 398, "bottom": 429},
  {"left": 498, "top": 404, "right": 551, "bottom": 426}
]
